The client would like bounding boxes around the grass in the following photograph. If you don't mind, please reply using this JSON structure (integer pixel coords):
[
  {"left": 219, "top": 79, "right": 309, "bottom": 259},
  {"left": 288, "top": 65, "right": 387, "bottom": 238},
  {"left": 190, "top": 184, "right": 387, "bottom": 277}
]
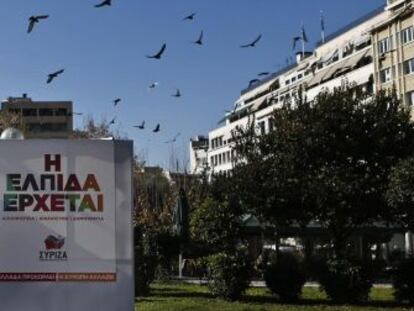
[{"left": 136, "top": 283, "right": 411, "bottom": 311}]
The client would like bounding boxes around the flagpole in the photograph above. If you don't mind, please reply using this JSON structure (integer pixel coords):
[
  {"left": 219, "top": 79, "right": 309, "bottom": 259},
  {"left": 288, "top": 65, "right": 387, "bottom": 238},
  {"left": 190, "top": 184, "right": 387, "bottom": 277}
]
[
  {"left": 321, "top": 11, "right": 325, "bottom": 44},
  {"left": 301, "top": 23, "right": 305, "bottom": 58}
]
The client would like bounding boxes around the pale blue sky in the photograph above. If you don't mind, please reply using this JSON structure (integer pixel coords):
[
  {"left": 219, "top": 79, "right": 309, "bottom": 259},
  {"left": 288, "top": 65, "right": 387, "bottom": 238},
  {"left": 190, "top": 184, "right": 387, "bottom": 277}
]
[{"left": 0, "top": 0, "right": 384, "bottom": 168}]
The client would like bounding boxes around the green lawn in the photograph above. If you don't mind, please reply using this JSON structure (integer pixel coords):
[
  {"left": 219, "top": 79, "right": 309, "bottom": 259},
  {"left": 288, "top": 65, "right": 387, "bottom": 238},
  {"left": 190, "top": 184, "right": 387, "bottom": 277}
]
[{"left": 136, "top": 283, "right": 411, "bottom": 311}]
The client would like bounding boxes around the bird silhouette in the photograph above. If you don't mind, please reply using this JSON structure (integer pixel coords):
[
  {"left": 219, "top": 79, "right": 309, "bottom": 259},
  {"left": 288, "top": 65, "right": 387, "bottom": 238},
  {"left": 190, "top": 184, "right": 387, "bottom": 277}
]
[
  {"left": 165, "top": 132, "right": 181, "bottom": 143},
  {"left": 109, "top": 117, "right": 116, "bottom": 125},
  {"left": 193, "top": 31, "right": 204, "bottom": 45},
  {"left": 153, "top": 124, "right": 160, "bottom": 133},
  {"left": 47, "top": 69, "right": 64, "bottom": 84},
  {"left": 240, "top": 35, "right": 262, "bottom": 48},
  {"left": 183, "top": 13, "right": 196, "bottom": 21},
  {"left": 113, "top": 98, "right": 121, "bottom": 106},
  {"left": 146, "top": 44, "right": 166, "bottom": 59},
  {"left": 172, "top": 89, "right": 181, "bottom": 98},
  {"left": 249, "top": 79, "right": 260, "bottom": 87},
  {"left": 258, "top": 72, "right": 270, "bottom": 77},
  {"left": 148, "top": 82, "right": 159, "bottom": 90},
  {"left": 134, "top": 121, "right": 145, "bottom": 130},
  {"left": 27, "top": 15, "right": 49, "bottom": 34},
  {"left": 95, "top": 0, "right": 111, "bottom": 8}
]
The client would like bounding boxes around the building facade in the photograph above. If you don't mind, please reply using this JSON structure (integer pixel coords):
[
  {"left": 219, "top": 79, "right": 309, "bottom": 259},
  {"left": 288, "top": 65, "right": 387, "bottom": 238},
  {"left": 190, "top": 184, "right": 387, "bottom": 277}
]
[
  {"left": 1, "top": 95, "right": 73, "bottom": 139},
  {"left": 191, "top": 1, "right": 414, "bottom": 175},
  {"left": 189, "top": 136, "right": 209, "bottom": 174},
  {"left": 372, "top": 0, "right": 414, "bottom": 106}
]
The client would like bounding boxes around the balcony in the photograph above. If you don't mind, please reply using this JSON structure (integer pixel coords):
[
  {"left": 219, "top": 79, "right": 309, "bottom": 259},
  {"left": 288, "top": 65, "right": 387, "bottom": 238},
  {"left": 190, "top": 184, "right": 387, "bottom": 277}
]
[{"left": 386, "top": 0, "right": 407, "bottom": 10}]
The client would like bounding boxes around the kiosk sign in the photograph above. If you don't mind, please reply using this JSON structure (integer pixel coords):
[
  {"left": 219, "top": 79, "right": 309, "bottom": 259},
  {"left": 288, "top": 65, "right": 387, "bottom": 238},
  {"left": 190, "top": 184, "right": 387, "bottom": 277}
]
[{"left": 0, "top": 143, "right": 117, "bottom": 282}]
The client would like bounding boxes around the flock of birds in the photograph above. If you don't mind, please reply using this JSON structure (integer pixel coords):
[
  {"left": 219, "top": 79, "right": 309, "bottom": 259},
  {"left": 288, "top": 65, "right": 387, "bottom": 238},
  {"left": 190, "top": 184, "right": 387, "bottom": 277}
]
[{"left": 26, "top": 0, "right": 268, "bottom": 144}]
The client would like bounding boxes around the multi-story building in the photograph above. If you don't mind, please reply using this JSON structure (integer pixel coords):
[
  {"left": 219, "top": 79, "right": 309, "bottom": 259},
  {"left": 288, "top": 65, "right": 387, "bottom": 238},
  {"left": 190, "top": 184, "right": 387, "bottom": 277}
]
[
  {"left": 191, "top": 1, "right": 414, "bottom": 175},
  {"left": 372, "top": 0, "right": 414, "bottom": 105},
  {"left": 189, "top": 136, "right": 209, "bottom": 174},
  {"left": 188, "top": 0, "right": 414, "bottom": 256},
  {"left": 1, "top": 94, "right": 73, "bottom": 139}
]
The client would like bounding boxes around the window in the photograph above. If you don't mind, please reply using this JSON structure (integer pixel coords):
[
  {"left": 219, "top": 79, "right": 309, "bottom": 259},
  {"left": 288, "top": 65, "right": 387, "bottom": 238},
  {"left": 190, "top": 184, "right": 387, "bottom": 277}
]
[
  {"left": 298, "top": 73, "right": 303, "bottom": 79},
  {"left": 39, "top": 109, "right": 54, "bottom": 116},
  {"left": 406, "top": 91, "right": 414, "bottom": 106},
  {"left": 227, "top": 151, "right": 231, "bottom": 163},
  {"left": 258, "top": 121, "right": 266, "bottom": 135},
  {"left": 378, "top": 37, "right": 391, "bottom": 54},
  {"left": 404, "top": 58, "right": 414, "bottom": 75},
  {"left": 268, "top": 118, "right": 274, "bottom": 132},
  {"left": 379, "top": 67, "right": 392, "bottom": 83},
  {"left": 401, "top": 26, "right": 414, "bottom": 45},
  {"left": 55, "top": 108, "right": 67, "bottom": 116},
  {"left": 291, "top": 76, "right": 297, "bottom": 83},
  {"left": 218, "top": 154, "right": 222, "bottom": 165},
  {"left": 26, "top": 123, "right": 67, "bottom": 132},
  {"left": 285, "top": 80, "right": 290, "bottom": 86},
  {"left": 42, "top": 123, "right": 67, "bottom": 132},
  {"left": 214, "top": 155, "right": 218, "bottom": 166},
  {"left": 22, "top": 108, "right": 37, "bottom": 116}
]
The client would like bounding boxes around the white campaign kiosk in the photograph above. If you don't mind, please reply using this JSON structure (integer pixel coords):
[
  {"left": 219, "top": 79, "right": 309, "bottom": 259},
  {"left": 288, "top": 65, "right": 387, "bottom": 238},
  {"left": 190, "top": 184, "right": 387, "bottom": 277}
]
[{"left": 0, "top": 139, "right": 134, "bottom": 311}]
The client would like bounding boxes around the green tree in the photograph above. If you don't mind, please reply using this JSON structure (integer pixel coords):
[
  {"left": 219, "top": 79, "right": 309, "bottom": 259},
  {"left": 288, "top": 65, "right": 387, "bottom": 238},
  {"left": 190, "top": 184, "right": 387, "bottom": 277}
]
[
  {"left": 191, "top": 196, "right": 242, "bottom": 253},
  {"left": 0, "top": 110, "right": 25, "bottom": 134},
  {"left": 387, "top": 157, "right": 414, "bottom": 232},
  {"left": 233, "top": 87, "right": 414, "bottom": 259},
  {"left": 71, "top": 115, "right": 122, "bottom": 139}
]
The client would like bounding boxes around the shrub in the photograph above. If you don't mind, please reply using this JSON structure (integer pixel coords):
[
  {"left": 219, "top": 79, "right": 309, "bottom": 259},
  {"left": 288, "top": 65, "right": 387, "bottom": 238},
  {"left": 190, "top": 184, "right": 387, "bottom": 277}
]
[
  {"left": 206, "top": 249, "right": 252, "bottom": 300},
  {"left": 134, "top": 245, "right": 156, "bottom": 296},
  {"left": 264, "top": 252, "right": 306, "bottom": 302},
  {"left": 318, "top": 258, "right": 373, "bottom": 304},
  {"left": 393, "top": 258, "right": 414, "bottom": 304},
  {"left": 134, "top": 226, "right": 156, "bottom": 297}
]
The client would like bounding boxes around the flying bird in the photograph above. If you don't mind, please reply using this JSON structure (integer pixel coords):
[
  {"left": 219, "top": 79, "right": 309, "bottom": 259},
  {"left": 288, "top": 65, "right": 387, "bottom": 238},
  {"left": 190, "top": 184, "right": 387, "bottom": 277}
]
[
  {"left": 240, "top": 34, "right": 262, "bottom": 48},
  {"left": 113, "top": 98, "right": 121, "bottom": 106},
  {"left": 258, "top": 72, "right": 270, "bottom": 77},
  {"left": 109, "top": 117, "right": 116, "bottom": 125},
  {"left": 183, "top": 13, "right": 196, "bottom": 21},
  {"left": 27, "top": 15, "right": 49, "bottom": 34},
  {"left": 146, "top": 44, "right": 166, "bottom": 60},
  {"left": 94, "top": 0, "right": 111, "bottom": 8},
  {"left": 47, "top": 69, "right": 64, "bottom": 84},
  {"left": 193, "top": 31, "right": 204, "bottom": 45},
  {"left": 172, "top": 89, "right": 181, "bottom": 98},
  {"left": 134, "top": 121, "right": 145, "bottom": 130},
  {"left": 249, "top": 79, "right": 260, "bottom": 87},
  {"left": 148, "top": 82, "right": 159, "bottom": 90},
  {"left": 164, "top": 132, "right": 181, "bottom": 144},
  {"left": 153, "top": 124, "right": 160, "bottom": 133}
]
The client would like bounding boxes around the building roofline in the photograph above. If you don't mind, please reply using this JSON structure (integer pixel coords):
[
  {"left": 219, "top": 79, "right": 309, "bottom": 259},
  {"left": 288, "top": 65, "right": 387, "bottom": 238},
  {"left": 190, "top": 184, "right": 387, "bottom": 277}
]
[
  {"left": 315, "top": 4, "right": 386, "bottom": 47},
  {"left": 240, "top": 5, "right": 385, "bottom": 97},
  {"left": 240, "top": 63, "right": 297, "bottom": 95}
]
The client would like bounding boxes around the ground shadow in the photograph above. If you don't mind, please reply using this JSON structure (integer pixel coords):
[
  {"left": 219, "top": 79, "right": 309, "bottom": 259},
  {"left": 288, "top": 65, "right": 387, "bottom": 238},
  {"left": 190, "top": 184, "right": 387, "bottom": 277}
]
[
  {"left": 150, "top": 290, "right": 214, "bottom": 299},
  {"left": 241, "top": 295, "right": 409, "bottom": 309}
]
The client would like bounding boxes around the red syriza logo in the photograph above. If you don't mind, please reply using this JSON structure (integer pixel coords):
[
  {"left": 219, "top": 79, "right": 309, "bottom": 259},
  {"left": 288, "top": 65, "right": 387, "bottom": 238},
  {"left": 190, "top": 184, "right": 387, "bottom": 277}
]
[
  {"left": 40, "top": 235, "right": 67, "bottom": 261},
  {"left": 44, "top": 235, "right": 65, "bottom": 250}
]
